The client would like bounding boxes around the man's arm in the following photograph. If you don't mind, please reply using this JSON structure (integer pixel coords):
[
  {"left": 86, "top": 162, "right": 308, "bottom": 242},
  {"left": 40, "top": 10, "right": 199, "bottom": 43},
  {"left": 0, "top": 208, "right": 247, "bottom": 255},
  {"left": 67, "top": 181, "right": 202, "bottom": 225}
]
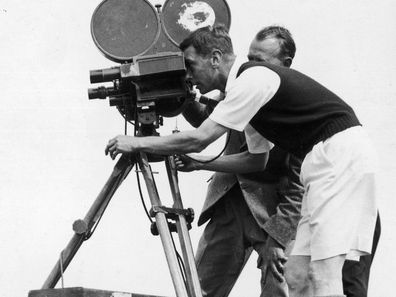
[
  {"left": 263, "top": 153, "right": 303, "bottom": 247},
  {"left": 182, "top": 91, "right": 222, "bottom": 127},
  {"left": 258, "top": 152, "right": 304, "bottom": 282},
  {"left": 175, "top": 150, "right": 268, "bottom": 174},
  {"left": 182, "top": 101, "right": 212, "bottom": 128},
  {"left": 105, "top": 118, "right": 228, "bottom": 159}
]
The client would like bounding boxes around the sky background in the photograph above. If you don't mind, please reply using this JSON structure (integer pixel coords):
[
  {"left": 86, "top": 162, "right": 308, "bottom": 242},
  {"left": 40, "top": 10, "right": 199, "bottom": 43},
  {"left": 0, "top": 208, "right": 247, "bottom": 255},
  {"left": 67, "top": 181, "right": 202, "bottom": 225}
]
[{"left": 1, "top": 0, "right": 396, "bottom": 296}]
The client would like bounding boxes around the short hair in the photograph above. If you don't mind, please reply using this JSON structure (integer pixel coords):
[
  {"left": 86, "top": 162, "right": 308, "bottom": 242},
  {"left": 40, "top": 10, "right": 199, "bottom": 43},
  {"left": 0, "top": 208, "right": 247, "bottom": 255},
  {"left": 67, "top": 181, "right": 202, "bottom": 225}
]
[
  {"left": 179, "top": 24, "right": 233, "bottom": 56},
  {"left": 255, "top": 25, "right": 296, "bottom": 59}
]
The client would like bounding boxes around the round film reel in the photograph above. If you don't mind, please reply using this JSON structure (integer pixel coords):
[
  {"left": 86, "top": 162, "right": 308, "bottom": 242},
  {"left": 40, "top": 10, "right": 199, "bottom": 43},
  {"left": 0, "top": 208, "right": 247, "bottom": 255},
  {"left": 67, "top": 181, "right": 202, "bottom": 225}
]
[
  {"left": 91, "top": 0, "right": 160, "bottom": 62},
  {"left": 162, "top": 0, "right": 231, "bottom": 47}
]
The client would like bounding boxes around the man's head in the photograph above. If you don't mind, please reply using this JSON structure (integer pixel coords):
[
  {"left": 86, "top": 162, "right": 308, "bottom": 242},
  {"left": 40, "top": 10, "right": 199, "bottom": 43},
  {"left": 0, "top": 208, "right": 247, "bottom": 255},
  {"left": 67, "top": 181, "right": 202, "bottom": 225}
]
[
  {"left": 248, "top": 25, "right": 296, "bottom": 67},
  {"left": 180, "top": 24, "right": 235, "bottom": 93}
]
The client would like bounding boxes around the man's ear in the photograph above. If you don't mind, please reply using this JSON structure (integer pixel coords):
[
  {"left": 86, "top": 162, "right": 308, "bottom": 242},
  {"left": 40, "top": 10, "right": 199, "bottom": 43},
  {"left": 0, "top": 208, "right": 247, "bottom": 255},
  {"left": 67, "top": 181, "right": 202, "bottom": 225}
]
[
  {"left": 283, "top": 57, "right": 293, "bottom": 67},
  {"left": 211, "top": 49, "right": 222, "bottom": 68}
]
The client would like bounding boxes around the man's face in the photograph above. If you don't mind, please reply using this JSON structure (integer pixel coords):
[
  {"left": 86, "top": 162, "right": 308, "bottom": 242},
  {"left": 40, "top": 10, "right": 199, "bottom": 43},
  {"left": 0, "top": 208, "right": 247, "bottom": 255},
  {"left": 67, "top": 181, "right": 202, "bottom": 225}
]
[
  {"left": 248, "top": 37, "right": 285, "bottom": 67},
  {"left": 183, "top": 45, "right": 216, "bottom": 94}
]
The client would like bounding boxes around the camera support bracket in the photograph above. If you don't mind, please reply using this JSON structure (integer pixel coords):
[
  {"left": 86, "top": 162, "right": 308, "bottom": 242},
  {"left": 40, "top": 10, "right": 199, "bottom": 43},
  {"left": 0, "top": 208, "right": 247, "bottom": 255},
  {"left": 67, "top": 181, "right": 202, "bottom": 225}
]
[
  {"left": 150, "top": 206, "right": 195, "bottom": 224},
  {"left": 149, "top": 205, "right": 194, "bottom": 236}
]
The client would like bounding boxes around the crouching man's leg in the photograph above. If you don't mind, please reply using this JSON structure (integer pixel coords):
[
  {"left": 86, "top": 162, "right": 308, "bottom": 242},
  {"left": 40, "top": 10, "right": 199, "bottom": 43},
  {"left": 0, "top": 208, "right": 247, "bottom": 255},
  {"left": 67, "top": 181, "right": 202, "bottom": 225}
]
[{"left": 195, "top": 190, "right": 252, "bottom": 297}]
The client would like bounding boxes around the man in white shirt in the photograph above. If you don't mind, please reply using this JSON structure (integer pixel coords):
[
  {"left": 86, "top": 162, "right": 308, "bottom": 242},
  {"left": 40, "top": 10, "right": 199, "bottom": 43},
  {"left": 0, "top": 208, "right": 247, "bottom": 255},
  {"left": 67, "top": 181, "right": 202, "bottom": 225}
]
[{"left": 177, "top": 26, "right": 302, "bottom": 297}]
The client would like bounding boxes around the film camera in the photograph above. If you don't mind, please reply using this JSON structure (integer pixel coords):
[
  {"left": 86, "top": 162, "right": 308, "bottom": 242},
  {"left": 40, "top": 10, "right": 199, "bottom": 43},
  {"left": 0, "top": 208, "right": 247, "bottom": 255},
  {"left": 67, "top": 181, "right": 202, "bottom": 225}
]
[{"left": 88, "top": 0, "right": 231, "bottom": 136}]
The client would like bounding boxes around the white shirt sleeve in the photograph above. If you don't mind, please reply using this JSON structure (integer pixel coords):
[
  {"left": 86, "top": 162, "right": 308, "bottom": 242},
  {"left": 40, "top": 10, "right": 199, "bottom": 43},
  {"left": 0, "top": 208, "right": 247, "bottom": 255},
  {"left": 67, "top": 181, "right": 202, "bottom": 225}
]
[
  {"left": 209, "top": 66, "right": 281, "bottom": 131},
  {"left": 244, "top": 124, "right": 274, "bottom": 153}
]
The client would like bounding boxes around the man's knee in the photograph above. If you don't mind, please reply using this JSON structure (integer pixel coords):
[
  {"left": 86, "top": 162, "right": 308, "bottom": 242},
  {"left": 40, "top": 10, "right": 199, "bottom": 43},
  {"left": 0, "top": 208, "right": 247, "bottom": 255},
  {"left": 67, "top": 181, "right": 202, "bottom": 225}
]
[
  {"left": 309, "top": 256, "right": 345, "bottom": 296},
  {"left": 308, "top": 264, "right": 336, "bottom": 293},
  {"left": 284, "top": 258, "right": 310, "bottom": 292}
]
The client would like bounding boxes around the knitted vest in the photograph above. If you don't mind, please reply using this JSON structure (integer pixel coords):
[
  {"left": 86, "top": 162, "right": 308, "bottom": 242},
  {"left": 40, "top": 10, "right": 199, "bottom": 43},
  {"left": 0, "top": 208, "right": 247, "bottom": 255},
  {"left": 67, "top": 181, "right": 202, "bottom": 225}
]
[{"left": 237, "top": 61, "right": 360, "bottom": 157}]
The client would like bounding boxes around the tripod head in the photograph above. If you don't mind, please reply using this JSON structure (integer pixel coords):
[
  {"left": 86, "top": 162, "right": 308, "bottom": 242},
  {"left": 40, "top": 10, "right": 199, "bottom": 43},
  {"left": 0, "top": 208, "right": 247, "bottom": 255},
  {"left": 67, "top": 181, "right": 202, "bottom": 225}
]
[{"left": 87, "top": 0, "right": 231, "bottom": 136}]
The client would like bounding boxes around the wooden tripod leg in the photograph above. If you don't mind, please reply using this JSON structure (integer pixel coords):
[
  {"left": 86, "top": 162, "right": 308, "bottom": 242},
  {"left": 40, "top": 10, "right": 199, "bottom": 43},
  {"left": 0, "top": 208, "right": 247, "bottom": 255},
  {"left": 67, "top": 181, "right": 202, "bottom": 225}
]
[
  {"left": 41, "top": 155, "right": 135, "bottom": 289},
  {"left": 165, "top": 157, "right": 203, "bottom": 297},
  {"left": 137, "top": 152, "right": 189, "bottom": 297}
]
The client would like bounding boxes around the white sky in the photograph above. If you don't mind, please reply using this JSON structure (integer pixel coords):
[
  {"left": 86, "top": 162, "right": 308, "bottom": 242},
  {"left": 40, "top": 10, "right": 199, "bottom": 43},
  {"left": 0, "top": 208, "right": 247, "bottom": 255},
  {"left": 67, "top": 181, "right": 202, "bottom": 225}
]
[{"left": 1, "top": 0, "right": 396, "bottom": 296}]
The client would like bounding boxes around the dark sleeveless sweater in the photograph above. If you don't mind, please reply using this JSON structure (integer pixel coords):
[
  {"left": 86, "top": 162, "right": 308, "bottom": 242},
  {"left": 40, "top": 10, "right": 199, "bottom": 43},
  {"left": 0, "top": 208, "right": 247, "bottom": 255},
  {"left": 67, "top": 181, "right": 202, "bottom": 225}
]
[{"left": 237, "top": 61, "right": 361, "bottom": 158}]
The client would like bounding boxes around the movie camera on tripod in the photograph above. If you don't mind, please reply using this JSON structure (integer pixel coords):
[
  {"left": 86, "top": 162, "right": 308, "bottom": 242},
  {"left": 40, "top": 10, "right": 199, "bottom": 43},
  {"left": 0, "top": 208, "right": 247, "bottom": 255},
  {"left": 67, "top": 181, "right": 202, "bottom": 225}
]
[{"left": 29, "top": 1, "right": 231, "bottom": 297}]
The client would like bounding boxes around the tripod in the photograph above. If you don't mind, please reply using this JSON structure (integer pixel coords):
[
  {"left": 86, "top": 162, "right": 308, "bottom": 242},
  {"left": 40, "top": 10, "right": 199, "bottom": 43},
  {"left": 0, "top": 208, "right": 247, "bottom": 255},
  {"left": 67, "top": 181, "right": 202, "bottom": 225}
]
[{"left": 37, "top": 152, "right": 203, "bottom": 297}]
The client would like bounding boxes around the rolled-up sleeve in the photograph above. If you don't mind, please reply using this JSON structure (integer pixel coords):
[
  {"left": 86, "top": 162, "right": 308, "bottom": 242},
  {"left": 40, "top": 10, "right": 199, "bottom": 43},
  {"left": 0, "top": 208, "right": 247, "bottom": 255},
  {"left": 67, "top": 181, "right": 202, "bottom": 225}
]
[{"left": 209, "top": 66, "right": 280, "bottom": 131}]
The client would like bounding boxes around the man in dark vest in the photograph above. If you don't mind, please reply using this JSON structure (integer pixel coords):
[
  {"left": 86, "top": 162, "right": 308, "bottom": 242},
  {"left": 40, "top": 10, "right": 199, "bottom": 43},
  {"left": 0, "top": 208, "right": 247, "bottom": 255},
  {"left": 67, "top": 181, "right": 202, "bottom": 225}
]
[
  {"left": 178, "top": 26, "right": 302, "bottom": 297},
  {"left": 178, "top": 25, "right": 381, "bottom": 297},
  {"left": 105, "top": 25, "right": 378, "bottom": 297}
]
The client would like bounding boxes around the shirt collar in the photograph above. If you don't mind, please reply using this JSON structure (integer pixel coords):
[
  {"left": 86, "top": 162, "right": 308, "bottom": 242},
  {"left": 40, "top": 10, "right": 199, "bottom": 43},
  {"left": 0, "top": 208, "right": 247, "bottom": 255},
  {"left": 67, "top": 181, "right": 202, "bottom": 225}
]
[{"left": 225, "top": 56, "right": 248, "bottom": 94}]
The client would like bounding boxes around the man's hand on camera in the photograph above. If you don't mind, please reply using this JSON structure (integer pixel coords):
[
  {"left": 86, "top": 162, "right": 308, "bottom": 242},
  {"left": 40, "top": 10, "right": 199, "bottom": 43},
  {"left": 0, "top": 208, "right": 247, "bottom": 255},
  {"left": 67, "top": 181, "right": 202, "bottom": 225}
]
[
  {"left": 105, "top": 135, "right": 137, "bottom": 160},
  {"left": 174, "top": 154, "right": 200, "bottom": 172}
]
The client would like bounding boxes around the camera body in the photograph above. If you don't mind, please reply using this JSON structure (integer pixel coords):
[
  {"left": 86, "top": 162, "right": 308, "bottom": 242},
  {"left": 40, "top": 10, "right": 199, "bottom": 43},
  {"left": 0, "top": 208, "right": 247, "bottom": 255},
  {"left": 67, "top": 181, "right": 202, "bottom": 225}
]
[
  {"left": 89, "top": 52, "right": 189, "bottom": 134},
  {"left": 88, "top": 0, "right": 231, "bottom": 135}
]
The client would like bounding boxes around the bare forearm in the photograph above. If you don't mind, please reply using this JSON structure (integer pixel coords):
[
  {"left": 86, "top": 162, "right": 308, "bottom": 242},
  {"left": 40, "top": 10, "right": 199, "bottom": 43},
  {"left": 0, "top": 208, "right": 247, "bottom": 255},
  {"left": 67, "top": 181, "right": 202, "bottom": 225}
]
[
  {"left": 137, "top": 130, "right": 206, "bottom": 155},
  {"left": 105, "top": 118, "right": 228, "bottom": 160},
  {"left": 194, "top": 151, "right": 267, "bottom": 173}
]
